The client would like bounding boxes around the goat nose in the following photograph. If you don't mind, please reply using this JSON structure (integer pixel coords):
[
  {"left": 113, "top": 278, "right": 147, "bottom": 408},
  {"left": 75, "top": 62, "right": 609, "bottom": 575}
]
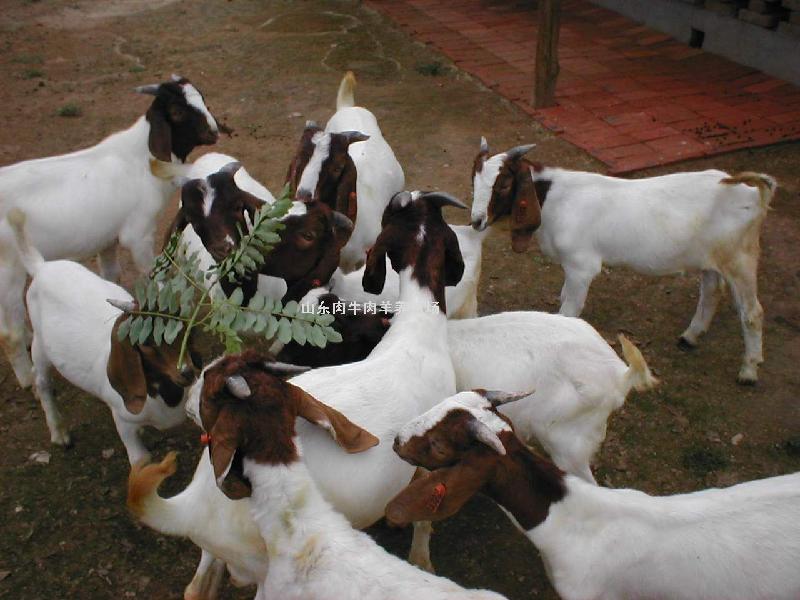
[
  {"left": 295, "top": 189, "right": 312, "bottom": 202},
  {"left": 180, "top": 365, "right": 195, "bottom": 380},
  {"left": 392, "top": 436, "right": 401, "bottom": 453},
  {"left": 471, "top": 218, "right": 485, "bottom": 231}
]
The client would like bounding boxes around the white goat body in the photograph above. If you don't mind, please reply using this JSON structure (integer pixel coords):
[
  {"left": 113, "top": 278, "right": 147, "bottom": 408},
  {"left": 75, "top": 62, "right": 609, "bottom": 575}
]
[
  {"left": 328, "top": 225, "right": 487, "bottom": 319},
  {"left": 533, "top": 472, "right": 800, "bottom": 600},
  {"left": 447, "top": 312, "right": 655, "bottom": 482}
]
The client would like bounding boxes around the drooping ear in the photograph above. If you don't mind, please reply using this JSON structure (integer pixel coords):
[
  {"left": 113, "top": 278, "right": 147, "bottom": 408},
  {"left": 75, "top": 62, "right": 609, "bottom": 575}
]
[
  {"left": 208, "top": 407, "right": 252, "bottom": 500},
  {"left": 362, "top": 236, "right": 389, "bottom": 294},
  {"left": 443, "top": 228, "right": 465, "bottom": 287},
  {"left": 292, "top": 387, "right": 379, "bottom": 453},
  {"left": 510, "top": 163, "right": 541, "bottom": 254},
  {"left": 107, "top": 317, "right": 148, "bottom": 415},
  {"left": 335, "top": 158, "right": 359, "bottom": 225},
  {"left": 145, "top": 105, "right": 173, "bottom": 162},
  {"left": 385, "top": 454, "right": 494, "bottom": 526}
]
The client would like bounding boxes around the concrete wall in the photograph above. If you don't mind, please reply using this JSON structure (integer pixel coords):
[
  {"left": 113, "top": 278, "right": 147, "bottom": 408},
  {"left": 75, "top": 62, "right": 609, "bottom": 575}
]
[{"left": 589, "top": 0, "right": 800, "bottom": 86}]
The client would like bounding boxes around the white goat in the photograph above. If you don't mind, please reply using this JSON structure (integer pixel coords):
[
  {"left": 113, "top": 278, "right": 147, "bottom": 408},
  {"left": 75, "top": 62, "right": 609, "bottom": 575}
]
[
  {"left": 7, "top": 209, "right": 198, "bottom": 464},
  {"left": 128, "top": 191, "right": 469, "bottom": 598},
  {"left": 471, "top": 140, "right": 776, "bottom": 383},
  {"left": 328, "top": 225, "right": 488, "bottom": 319},
  {"left": 289, "top": 72, "right": 405, "bottom": 272},
  {"left": 389, "top": 391, "right": 800, "bottom": 600},
  {"left": 447, "top": 313, "right": 657, "bottom": 482},
  {"left": 0, "top": 75, "right": 219, "bottom": 387},
  {"left": 131, "top": 364, "right": 506, "bottom": 600}
]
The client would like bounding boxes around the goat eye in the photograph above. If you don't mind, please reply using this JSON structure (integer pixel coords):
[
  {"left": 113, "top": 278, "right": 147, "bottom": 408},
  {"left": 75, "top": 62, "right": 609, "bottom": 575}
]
[
  {"left": 169, "top": 105, "right": 187, "bottom": 122},
  {"left": 301, "top": 231, "right": 316, "bottom": 241}
]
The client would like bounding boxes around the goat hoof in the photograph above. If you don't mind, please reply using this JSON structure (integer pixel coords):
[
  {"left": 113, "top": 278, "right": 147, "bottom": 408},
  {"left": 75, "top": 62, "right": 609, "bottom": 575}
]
[
  {"left": 52, "top": 431, "right": 73, "bottom": 448},
  {"left": 677, "top": 336, "right": 696, "bottom": 351},
  {"left": 736, "top": 375, "right": 757, "bottom": 386},
  {"left": 736, "top": 365, "right": 758, "bottom": 386}
]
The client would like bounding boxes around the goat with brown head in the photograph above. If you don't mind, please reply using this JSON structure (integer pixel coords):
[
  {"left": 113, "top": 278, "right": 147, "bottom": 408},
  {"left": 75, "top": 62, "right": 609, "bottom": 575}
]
[
  {"left": 187, "top": 350, "right": 378, "bottom": 499},
  {"left": 470, "top": 138, "right": 543, "bottom": 253},
  {"left": 385, "top": 389, "right": 565, "bottom": 530},
  {"left": 135, "top": 74, "right": 225, "bottom": 162},
  {"left": 362, "top": 191, "right": 467, "bottom": 313}
]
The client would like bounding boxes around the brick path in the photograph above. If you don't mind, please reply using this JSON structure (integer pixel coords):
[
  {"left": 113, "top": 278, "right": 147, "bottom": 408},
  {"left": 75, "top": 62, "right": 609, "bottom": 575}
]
[{"left": 366, "top": 0, "right": 800, "bottom": 172}]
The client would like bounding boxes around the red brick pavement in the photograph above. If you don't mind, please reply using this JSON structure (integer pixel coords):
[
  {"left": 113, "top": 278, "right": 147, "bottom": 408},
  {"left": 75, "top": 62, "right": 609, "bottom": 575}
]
[{"left": 366, "top": 0, "right": 800, "bottom": 172}]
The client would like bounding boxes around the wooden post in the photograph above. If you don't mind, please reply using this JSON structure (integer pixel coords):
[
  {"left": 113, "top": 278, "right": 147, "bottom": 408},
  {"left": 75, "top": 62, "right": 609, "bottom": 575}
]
[{"left": 534, "top": 0, "right": 561, "bottom": 108}]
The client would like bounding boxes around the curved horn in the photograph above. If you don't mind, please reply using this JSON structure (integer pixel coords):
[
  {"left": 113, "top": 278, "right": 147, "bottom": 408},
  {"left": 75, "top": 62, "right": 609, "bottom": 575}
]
[
  {"left": 389, "top": 191, "right": 414, "bottom": 210},
  {"left": 505, "top": 143, "right": 536, "bottom": 161},
  {"left": 331, "top": 211, "right": 354, "bottom": 234},
  {"left": 226, "top": 375, "right": 251, "bottom": 399},
  {"left": 219, "top": 161, "right": 242, "bottom": 177},
  {"left": 481, "top": 389, "right": 533, "bottom": 407},
  {"left": 106, "top": 298, "right": 138, "bottom": 312},
  {"left": 305, "top": 120, "right": 319, "bottom": 129},
  {"left": 339, "top": 131, "right": 370, "bottom": 144},
  {"left": 171, "top": 73, "right": 184, "bottom": 82},
  {"left": 467, "top": 419, "right": 506, "bottom": 455},
  {"left": 134, "top": 84, "right": 160, "bottom": 96},
  {"left": 420, "top": 191, "right": 468, "bottom": 210},
  {"left": 261, "top": 361, "right": 312, "bottom": 377},
  {"left": 479, "top": 136, "right": 489, "bottom": 154}
]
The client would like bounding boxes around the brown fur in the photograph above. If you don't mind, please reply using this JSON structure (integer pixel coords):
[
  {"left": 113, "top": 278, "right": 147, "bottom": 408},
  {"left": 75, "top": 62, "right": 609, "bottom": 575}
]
[{"left": 127, "top": 451, "right": 177, "bottom": 517}]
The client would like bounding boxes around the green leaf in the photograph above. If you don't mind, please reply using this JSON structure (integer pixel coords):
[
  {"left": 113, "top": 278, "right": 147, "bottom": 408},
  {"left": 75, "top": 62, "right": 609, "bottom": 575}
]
[
  {"left": 164, "top": 319, "right": 184, "bottom": 344},
  {"left": 153, "top": 317, "right": 166, "bottom": 346},
  {"left": 129, "top": 316, "right": 143, "bottom": 345},
  {"left": 316, "top": 312, "right": 335, "bottom": 327},
  {"left": 232, "top": 312, "right": 248, "bottom": 331},
  {"left": 264, "top": 315, "right": 280, "bottom": 339},
  {"left": 253, "top": 313, "right": 268, "bottom": 333},
  {"left": 230, "top": 287, "right": 244, "bottom": 307},
  {"left": 157, "top": 284, "right": 171, "bottom": 311},
  {"left": 134, "top": 282, "right": 147, "bottom": 307},
  {"left": 146, "top": 280, "right": 159, "bottom": 309},
  {"left": 180, "top": 287, "right": 195, "bottom": 317},
  {"left": 117, "top": 317, "right": 132, "bottom": 341},
  {"left": 323, "top": 326, "right": 342, "bottom": 343},
  {"left": 277, "top": 318, "right": 292, "bottom": 345},
  {"left": 283, "top": 300, "right": 299, "bottom": 318},
  {"left": 291, "top": 318, "right": 307, "bottom": 346},
  {"left": 309, "top": 324, "right": 327, "bottom": 348},
  {"left": 248, "top": 294, "right": 265, "bottom": 311},
  {"left": 138, "top": 316, "right": 153, "bottom": 345}
]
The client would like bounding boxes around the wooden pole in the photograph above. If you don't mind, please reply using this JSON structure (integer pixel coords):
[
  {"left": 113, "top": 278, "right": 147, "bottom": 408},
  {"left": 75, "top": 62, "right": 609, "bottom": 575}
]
[{"left": 534, "top": 0, "right": 561, "bottom": 108}]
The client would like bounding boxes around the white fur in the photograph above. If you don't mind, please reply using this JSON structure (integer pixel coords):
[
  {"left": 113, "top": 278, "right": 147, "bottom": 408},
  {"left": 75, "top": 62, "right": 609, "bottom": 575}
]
[
  {"left": 296, "top": 131, "right": 330, "bottom": 198},
  {"left": 0, "top": 117, "right": 182, "bottom": 387},
  {"left": 447, "top": 312, "right": 656, "bottom": 483},
  {"left": 475, "top": 162, "right": 774, "bottom": 382},
  {"left": 137, "top": 215, "right": 460, "bottom": 595},
  {"left": 471, "top": 153, "right": 505, "bottom": 230},
  {"left": 328, "top": 225, "right": 489, "bottom": 319},
  {"left": 181, "top": 83, "right": 218, "bottom": 134},
  {"left": 10, "top": 232, "right": 187, "bottom": 465},
  {"left": 242, "top": 447, "right": 506, "bottom": 600},
  {"left": 533, "top": 472, "right": 800, "bottom": 600}
]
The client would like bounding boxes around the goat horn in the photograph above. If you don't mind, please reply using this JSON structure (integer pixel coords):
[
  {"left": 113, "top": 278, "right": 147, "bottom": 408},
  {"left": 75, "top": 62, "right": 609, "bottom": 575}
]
[
  {"left": 420, "top": 191, "right": 468, "bottom": 210},
  {"left": 261, "top": 361, "right": 312, "bottom": 377},
  {"left": 219, "top": 161, "right": 242, "bottom": 176},
  {"left": 390, "top": 191, "right": 414, "bottom": 210},
  {"left": 505, "top": 143, "right": 536, "bottom": 160},
  {"left": 479, "top": 136, "right": 489, "bottom": 154},
  {"left": 171, "top": 73, "right": 184, "bottom": 83},
  {"left": 339, "top": 130, "right": 370, "bottom": 144},
  {"left": 305, "top": 120, "right": 319, "bottom": 129},
  {"left": 107, "top": 298, "right": 138, "bottom": 312},
  {"left": 467, "top": 419, "right": 506, "bottom": 455},
  {"left": 226, "top": 375, "right": 251, "bottom": 399},
  {"left": 481, "top": 389, "right": 533, "bottom": 407},
  {"left": 134, "top": 84, "right": 160, "bottom": 96}
]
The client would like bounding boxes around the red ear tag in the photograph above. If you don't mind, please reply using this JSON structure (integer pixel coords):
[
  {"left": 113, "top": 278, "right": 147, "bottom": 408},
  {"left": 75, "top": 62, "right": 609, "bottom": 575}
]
[
  {"left": 311, "top": 279, "right": 322, "bottom": 288},
  {"left": 427, "top": 482, "right": 447, "bottom": 512},
  {"left": 200, "top": 432, "right": 211, "bottom": 445}
]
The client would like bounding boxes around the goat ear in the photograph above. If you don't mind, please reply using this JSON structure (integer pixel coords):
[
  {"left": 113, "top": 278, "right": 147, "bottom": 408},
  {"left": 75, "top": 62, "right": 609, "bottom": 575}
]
[
  {"left": 385, "top": 455, "right": 493, "bottom": 526},
  {"left": 510, "top": 164, "right": 541, "bottom": 254},
  {"left": 208, "top": 408, "right": 252, "bottom": 500},
  {"left": 107, "top": 317, "right": 148, "bottom": 415},
  {"left": 335, "top": 158, "right": 359, "bottom": 225},
  {"left": 292, "top": 388, "right": 379, "bottom": 453},
  {"left": 362, "top": 237, "right": 388, "bottom": 294},
  {"left": 145, "top": 106, "right": 173, "bottom": 163},
  {"left": 443, "top": 228, "right": 465, "bottom": 287}
]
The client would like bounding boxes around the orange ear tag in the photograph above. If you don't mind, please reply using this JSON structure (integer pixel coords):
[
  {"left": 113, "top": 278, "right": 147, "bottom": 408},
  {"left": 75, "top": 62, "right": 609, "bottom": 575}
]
[
  {"left": 200, "top": 432, "right": 211, "bottom": 445},
  {"left": 427, "top": 482, "right": 447, "bottom": 512},
  {"left": 311, "top": 279, "right": 322, "bottom": 288}
]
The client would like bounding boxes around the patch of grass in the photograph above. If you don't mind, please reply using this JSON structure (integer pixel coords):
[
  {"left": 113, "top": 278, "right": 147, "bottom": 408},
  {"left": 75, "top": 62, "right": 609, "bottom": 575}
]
[
  {"left": 21, "top": 68, "right": 43, "bottom": 79},
  {"left": 682, "top": 445, "right": 730, "bottom": 476},
  {"left": 12, "top": 53, "right": 43, "bottom": 64},
  {"left": 129, "top": 64, "right": 146, "bottom": 73},
  {"left": 416, "top": 60, "right": 448, "bottom": 76},
  {"left": 57, "top": 103, "right": 82, "bottom": 118}
]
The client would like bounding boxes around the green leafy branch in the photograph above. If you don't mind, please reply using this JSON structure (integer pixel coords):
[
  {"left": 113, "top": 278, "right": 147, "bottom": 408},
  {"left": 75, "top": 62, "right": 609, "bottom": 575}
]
[{"left": 114, "top": 185, "right": 341, "bottom": 367}]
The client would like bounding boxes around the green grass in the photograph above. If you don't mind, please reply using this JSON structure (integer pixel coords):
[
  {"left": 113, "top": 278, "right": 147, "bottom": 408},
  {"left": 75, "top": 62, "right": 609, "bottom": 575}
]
[
  {"left": 22, "top": 68, "right": 43, "bottom": 79},
  {"left": 129, "top": 64, "right": 146, "bottom": 73},
  {"left": 57, "top": 103, "right": 82, "bottom": 118},
  {"left": 416, "top": 60, "right": 448, "bottom": 76},
  {"left": 12, "top": 53, "right": 43, "bottom": 64}
]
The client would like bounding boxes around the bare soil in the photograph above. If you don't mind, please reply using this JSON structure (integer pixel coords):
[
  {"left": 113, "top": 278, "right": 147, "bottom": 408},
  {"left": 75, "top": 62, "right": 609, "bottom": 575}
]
[{"left": 1, "top": 1, "right": 799, "bottom": 599}]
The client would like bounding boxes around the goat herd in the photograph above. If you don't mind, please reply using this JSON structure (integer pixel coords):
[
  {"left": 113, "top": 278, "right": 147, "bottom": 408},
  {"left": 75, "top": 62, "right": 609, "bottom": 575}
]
[{"left": 1, "top": 70, "right": 798, "bottom": 600}]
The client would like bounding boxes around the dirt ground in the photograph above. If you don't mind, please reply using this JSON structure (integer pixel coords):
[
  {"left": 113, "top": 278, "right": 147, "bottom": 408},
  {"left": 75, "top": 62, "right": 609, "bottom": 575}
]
[{"left": 1, "top": 1, "right": 799, "bottom": 599}]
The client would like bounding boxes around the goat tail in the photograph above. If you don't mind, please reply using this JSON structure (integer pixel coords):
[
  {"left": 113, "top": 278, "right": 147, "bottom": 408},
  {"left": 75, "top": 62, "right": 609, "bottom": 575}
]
[
  {"left": 721, "top": 172, "right": 777, "bottom": 210},
  {"left": 619, "top": 334, "right": 658, "bottom": 394},
  {"left": 336, "top": 71, "right": 357, "bottom": 109},
  {"left": 6, "top": 208, "right": 44, "bottom": 276},
  {"left": 127, "top": 452, "right": 188, "bottom": 535}
]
